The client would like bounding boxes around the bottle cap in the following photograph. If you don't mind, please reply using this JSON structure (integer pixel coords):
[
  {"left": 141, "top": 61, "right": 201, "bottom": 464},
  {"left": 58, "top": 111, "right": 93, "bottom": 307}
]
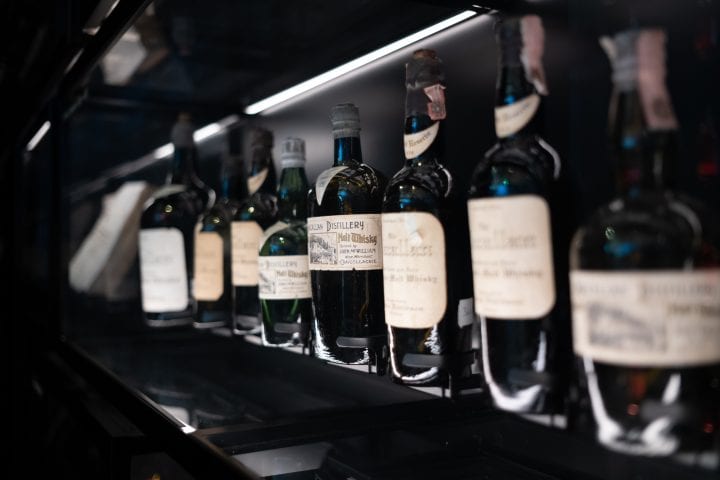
[
  {"left": 171, "top": 112, "right": 195, "bottom": 148},
  {"left": 600, "top": 29, "right": 640, "bottom": 89},
  {"left": 330, "top": 103, "right": 361, "bottom": 138},
  {"left": 280, "top": 137, "right": 306, "bottom": 168}
]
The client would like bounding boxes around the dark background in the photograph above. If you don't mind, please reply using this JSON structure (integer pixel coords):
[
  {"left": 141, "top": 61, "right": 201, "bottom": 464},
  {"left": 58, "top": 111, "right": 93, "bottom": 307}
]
[{"left": 2, "top": 0, "right": 719, "bottom": 477}]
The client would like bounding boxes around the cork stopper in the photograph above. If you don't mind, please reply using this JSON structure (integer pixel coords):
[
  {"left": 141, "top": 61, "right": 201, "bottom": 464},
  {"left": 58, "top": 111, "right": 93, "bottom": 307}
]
[
  {"left": 280, "top": 137, "right": 306, "bottom": 168},
  {"left": 171, "top": 112, "right": 195, "bottom": 148},
  {"left": 330, "top": 103, "right": 361, "bottom": 138}
]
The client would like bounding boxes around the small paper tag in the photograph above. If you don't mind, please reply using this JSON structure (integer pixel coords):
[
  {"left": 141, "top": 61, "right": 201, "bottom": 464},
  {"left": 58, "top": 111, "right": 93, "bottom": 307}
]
[
  {"left": 424, "top": 84, "right": 447, "bottom": 120},
  {"left": 248, "top": 168, "right": 269, "bottom": 195},
  {"left": 315, "top": 166, "right": 348, "bottom": 205}
]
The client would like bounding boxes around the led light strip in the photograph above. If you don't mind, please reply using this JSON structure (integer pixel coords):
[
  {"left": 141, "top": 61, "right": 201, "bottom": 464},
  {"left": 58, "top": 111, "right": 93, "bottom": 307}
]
[
  {"left": 244, "top": 10, "right": 478, "bottom": 115},
  {"left": 26, "top": 121, "right": 51, "bottom": 151}
]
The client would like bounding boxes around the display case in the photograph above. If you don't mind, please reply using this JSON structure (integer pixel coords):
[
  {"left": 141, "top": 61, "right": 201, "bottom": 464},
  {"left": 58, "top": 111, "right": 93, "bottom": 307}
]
[{"left": 7, "top": 0, "right": 720, "bottom": 478}]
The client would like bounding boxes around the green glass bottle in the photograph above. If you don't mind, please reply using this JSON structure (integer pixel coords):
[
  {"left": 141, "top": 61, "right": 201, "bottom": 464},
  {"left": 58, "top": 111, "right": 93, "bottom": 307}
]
[{"left": 258, "top": 137, "right": 313, "bottom": 347}]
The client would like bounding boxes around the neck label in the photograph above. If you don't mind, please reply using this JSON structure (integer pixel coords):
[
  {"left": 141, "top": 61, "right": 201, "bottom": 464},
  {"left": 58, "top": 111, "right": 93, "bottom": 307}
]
[
  {"left": 139, "top": 228, "right": 189, "bottom": 312},
  {"left": 315, "top": 166, "right": 348, "bottom": 205},
  {"left": 571, "top": 270, "right": 720, "bottom": 366},
  {"left": 194, "top": 231, "right": 224, "bottom": 301},
  {"left": 495, "top": 93, "right": 540, "bottom": 138},
  {"left": 308, "top": 214, "right": 382, "bottom": 271},
  {"left": 468, "top": 195, "right": 555, "bottom": 319},
  {"left": 381, "top": 212, "right": 447, "bottom": 328},
  {"left": 404, "top": 122, "right": 439, "bottom": 159},
  {"left": 248, "top": 168, "right": 268, "bottom": 195},
  {"left": 258, "top": 255, "right": 311, "bottom": 300},
  {"left": 231, "top": 221, "right": 263, "bottom": 286}
]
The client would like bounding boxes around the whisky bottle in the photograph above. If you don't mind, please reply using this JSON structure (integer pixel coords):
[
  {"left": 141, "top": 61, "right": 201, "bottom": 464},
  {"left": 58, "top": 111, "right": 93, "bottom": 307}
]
[
  {"left": 308, "top": 103, "right": 387, "bottom": 369},
  {"left": 467, "top": 15, "right": 568, "bottom": 414},
  {"left": 570, "top": 28, "right": 720, "bottom": 455},
  {"left": 382, "top": 49, "right": 474, "bottom": 386},
  {"left": 258, "top": 137, "right": 313, "bottom": 347},
  {"left": 139, "top": 113, "right": 214, "bottom": 326},
  {"left": 194, "top": 124, "right": 248, "bottom": 328},
  {"left": 231, "top": 127, "right": 278, "bottom": 334}
]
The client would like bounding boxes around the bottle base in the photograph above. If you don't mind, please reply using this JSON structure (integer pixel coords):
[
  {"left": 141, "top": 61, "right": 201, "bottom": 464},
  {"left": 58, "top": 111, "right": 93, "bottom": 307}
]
[{"left": 145, "top": 316, "right": 194, "bottom": 328}]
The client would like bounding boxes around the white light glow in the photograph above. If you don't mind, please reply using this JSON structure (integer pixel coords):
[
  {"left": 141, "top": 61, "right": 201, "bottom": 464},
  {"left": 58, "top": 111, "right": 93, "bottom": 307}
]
[
  {"left": 27, "top": 121, "right": 51, "bottom": 151},
  {"left": 151, "top": 114, "right": 240, "bottom": 159},
  {"left": 243, "top": 10, "right": 478, "bottom": 115},
  {"left": 152, "top": 143, "right": 173, "bottom": 159}
]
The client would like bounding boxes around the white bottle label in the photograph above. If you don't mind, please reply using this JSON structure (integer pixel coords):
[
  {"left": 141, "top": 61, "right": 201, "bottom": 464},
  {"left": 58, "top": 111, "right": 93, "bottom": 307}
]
[
  {"left": 231, "top": 221, "right": 263, "bottom": 286},
  {"left": 468, "top": 195, "right": 556, "bottom": 319},
  {"left": 381, "top": 212, "right": 447, "bottom": 328},
  {"left": 139, "top": 228, "right": 189, "bottom": 312},
  {"left": 571, "top": 270, "right": 720, "bottom": 367},
  {"left": 494, "top": 93, "right": 540, "bottom": 138},
  {"left": 194, "top": 231, "right": 224, "bottom": 301},
  {"left": 307, "top": 214, "right": 382, "bottom": 271},
  {"left": 404, "top": 122, "right": 439, "bottom": 159},
  {"left": 247, "top": 168, "right": 268, "bottom": 195},
  {"left": 258, "top": 255, "right": 312, "bottom": 300},
  {"left": 458, "top": 297, "right": 475, "bottom": 327},
  {"left": 315, "top": 166, "right": 349, "bottom": 205}
]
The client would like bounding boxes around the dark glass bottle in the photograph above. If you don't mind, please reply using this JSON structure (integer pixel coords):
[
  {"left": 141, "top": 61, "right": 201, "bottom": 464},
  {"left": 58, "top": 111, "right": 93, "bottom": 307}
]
[
  {"left": 382, "top": 49, "right": 474, "bottom": 387},
  {"left": 308, "top": 103, "right": 388, "bottom": 369},
  {"left": 167, "top": 112, "right": 216, "bottom": 214},
  {"left": 467, "top": 15, "right": 568, "bottom": 414},
  {"left": 231, "top": 127, "right": 278, "bottom": 334},
  {"left": 258, "top": 137, "right": 313, "bottom": 347},
  {"left": 194, "top": 125, "right": 249, "bottom": 328},
  {"left": 139, "top": 114, "right": 214, "bottom": 327},
  {"left": 570, "top": 28, "right": 720, "bottom": 456}
]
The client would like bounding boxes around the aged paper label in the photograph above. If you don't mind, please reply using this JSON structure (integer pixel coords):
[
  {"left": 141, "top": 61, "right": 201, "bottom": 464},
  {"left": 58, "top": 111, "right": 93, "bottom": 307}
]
[
  {"left": 308, "top": 214, "right": 382, "bottom": 271},
  {"left": 468, "top": 195, "right": 555, "bottom": 319},
  {"left": 315, "top": 166, "right": 348, "bottom": 205},
  {"left": 404, "top": 122, "right": 439, "bottom": 159},
  {"left": 258, "top": 255, "right": 312, "bottom": 300},
  {"left": 139, "top": 228, "right": 189, "bottom": 312},
  {"left": 194, "top": 231, "right": 223, "bottom": 301},
  {"left": 247, "top": 168, "right": 268, "bottom": 195},
  {"left": 494, "top": 93, "right": 540, "bottom": 138},
  {"left": 382, "top": 212, "right": 447, "bottom": 328},
  {"left": 231, "top": 221, "right": 263, "bottom": 286}
]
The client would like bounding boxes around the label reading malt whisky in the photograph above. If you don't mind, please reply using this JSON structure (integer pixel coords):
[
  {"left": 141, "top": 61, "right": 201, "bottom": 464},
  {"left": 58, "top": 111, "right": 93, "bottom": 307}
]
[
  {"left": 381, "top": 212, "right": 447, "bottom": 328},
  {"left": 315, "top": 166, "right": 348, "bottom": 205},
  {"left": 194, "top": 231, "right": 223, "bottom": 301},
  {"left": 247, "top": 168, "right": 268, "bottom": 195},
  {"left": 404, "top": 122, "right": 439, "bottom": 159},
  {"left": 495, "top": 93, "right": 540, "bottom": 138},
  {"left": 468, "top": 195, "right": 555, "bottom": 319},
  {"left": 139, "top": 228, "right": 189, "bottom": 312},
  {"left": 571, "top": 270, "right": 720, "bottom": 367},
  {"left": 258, "top": 255, "right": 312, "bottom": 300},
  {"left": 231, "top": 221, "right": 263, "bottom": 286},
  {"left": 308, "top": 214, "right": 382, "bottom": 271}
]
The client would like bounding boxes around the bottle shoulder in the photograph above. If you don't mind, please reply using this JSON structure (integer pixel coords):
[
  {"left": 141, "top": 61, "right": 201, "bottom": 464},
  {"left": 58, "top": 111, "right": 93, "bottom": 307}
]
[
  {"left": 384, "top": 163, "right": 451, "bottom": 209},
  {"left": 259, "top": 221, "right": 308, "bottom": 255},
  {"left": 572, "top": 191, "right": 720, "bottom": 269},
  {"left": 310, "top": 163, "right": 387, "bottom": 215},
  {"left": 199, "top": 200, "right": 234, "bottom": 231},
  {"left": 469, "top": 136, "right": 558, "bottom": 198},
  {"left": 233, "top": 191, "right": 278, "bottom": 226}
]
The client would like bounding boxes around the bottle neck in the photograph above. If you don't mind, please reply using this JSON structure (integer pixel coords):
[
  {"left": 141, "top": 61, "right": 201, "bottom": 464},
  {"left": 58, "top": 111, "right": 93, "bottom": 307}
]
[
  {"left": 249, "top": 147, "right": 277, "bottom": 194},
  {"left": 609, "top": 87, "right": 678, "bottom": 196},
  {"left": 277, "top": 167, "right": 308, "bottom": 222},
  {"left": 220, "top": 160, "right": 249, "bottom": 202},
  {"left": 495, "top": 63, "right": 542, "bottom": 140},
  {"left": 169, "top": 146, "right": 199, "bottom": 184},
  {"left": 333, "top": 135, "right": 362, "bottom": 166}
]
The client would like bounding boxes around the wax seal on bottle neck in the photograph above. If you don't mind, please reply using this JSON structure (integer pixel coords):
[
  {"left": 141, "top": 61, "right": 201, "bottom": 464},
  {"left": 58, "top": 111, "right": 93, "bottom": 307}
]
[
  {"left": 171, "top": 112, "right": 195, "bottom": 148},
  {"left": 330, "top": 103, "right": 361, "bottom": 138},
  {"left": 280, "top": 137, "right": 306, "bottom": 168}
]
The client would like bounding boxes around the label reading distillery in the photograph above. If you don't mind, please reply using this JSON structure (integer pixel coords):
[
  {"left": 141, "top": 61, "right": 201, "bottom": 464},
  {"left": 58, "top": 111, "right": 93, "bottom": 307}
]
[
  {"left": 247, "top": 168, "right": 268, "bottom": 195},
  {"left": 404, "top": 122, "right": 439, "bottom": 159},
  {"left": 571, "top": 270, "right": 720, "bottom": 367},
  {"left": 495, "top": 93, "right": 540, "bottom": 138},
  {"left": 315, "top": 166, "right": 348, "bottom": 205},
  {"left": 258, "top": 255, "right": 312, "bottom": 300},
  {"left": 139, "top": 228, "right": 189, "bottom": 312},
  {"left": 381, "top": 212, "right": 447, "bottom": 329},
  {"left": 308, "top": 214, "right": 382, "bottom": 271},
  {"left": 231, "top": 221, "right": 263, "bottom": 286},
  {"left": 194, "top": 231, "right": 223, "bottom": 301},
  {"left": 468, "top": 195, "right": 555, "bottom": 319}
]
